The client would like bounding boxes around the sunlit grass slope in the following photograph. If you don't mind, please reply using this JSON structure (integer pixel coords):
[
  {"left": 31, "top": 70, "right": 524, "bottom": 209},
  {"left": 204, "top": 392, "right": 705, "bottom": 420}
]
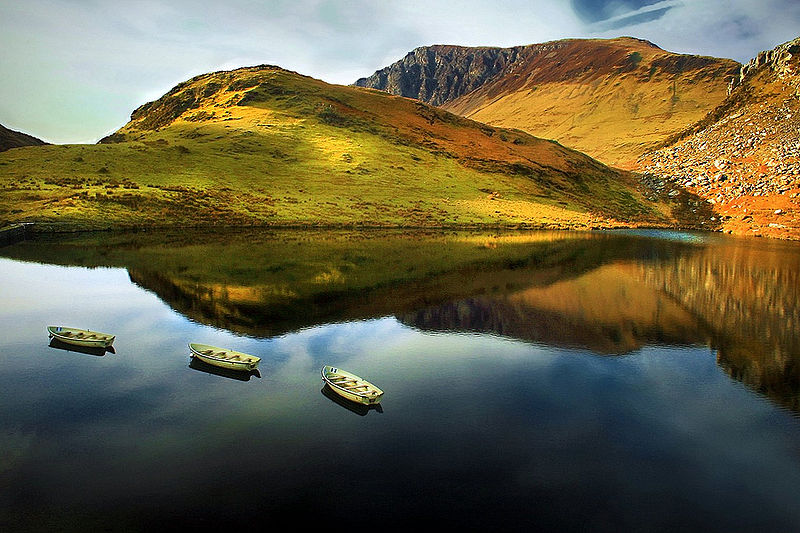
[{"left": 0, "top": 64, "right": 672, "bottom": 231}]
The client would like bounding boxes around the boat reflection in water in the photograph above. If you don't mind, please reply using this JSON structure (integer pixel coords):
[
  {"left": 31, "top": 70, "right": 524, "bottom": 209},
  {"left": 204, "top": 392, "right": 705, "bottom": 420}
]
[
  {"left": 188, "top": 356, "right": 261, "bottom": 381},
  {"left": 48, "top": 337, "right": 114, "bottom": 356},
  {"left": 321, "top": 384, "right": 384, "bottom": 416}
]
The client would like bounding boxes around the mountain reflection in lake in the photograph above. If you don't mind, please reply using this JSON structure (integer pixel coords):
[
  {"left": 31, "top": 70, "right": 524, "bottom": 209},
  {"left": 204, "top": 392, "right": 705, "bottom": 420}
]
[{"left": 0, "top": 229, "right": 799, "bottom": 531}]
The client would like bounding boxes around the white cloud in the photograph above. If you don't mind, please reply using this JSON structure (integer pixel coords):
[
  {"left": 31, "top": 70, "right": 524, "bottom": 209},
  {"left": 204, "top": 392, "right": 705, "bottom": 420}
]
[
  {"left": 0, "top": 0, "right": 797, "bottom": 143},
  {"left": 590, "top": 0, "right": 800, "bottom": 62}
]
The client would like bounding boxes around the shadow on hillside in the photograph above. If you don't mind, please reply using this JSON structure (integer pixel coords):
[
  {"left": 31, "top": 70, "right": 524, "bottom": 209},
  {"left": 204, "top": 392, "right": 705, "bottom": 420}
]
[
  {"left": 634, "top": 171, "right": 722, "bottom": 232},
  {"left": 670, "top": 189, "right": 722, "bottom": 231}
]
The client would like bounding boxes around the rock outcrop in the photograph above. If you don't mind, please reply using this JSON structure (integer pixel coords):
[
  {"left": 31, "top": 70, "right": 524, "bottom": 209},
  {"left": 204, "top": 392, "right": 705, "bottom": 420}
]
[
  {"left": 355, "top": 45, "right": 526, "bottom": 107},
  {"left": 728, "top": 36, "right": 800, "bottom": 94}
]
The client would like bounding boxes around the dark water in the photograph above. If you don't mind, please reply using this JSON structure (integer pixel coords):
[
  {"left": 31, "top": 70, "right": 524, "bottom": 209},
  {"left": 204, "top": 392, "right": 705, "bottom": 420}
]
[{"left": 1, "top": 229, "right": 799, "bottom": 531}]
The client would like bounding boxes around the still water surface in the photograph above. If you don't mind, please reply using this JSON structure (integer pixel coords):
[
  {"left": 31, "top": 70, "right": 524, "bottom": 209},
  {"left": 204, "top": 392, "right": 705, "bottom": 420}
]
[{"left": 1, "top": 229, "right": 799, "bottom": 531}]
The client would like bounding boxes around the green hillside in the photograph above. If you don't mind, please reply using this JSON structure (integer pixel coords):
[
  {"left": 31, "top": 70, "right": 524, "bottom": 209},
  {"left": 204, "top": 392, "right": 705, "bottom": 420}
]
[{"left": 0, "top": 65, "right": 677, "bottom": 231}]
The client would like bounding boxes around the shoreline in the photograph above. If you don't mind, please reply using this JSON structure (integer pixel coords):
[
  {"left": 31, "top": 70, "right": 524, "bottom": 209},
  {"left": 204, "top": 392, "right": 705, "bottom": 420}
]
[
  {"left": 0, "top": 219, "right": 695, "bottom": 238},
  {"left": 4, "top": 218, "right": 793, "bottom": 249}
]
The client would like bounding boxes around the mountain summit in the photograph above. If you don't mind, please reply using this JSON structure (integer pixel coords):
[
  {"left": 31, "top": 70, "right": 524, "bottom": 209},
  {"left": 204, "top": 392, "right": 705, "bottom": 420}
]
[{"left": 355, "top": 37, "right": 740, "bottom": 166}]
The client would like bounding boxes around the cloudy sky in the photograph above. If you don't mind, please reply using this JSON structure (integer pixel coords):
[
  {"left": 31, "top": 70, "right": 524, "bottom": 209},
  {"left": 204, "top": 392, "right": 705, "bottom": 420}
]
[{"left": 1, "top": 0, "right": 798, "bottom": 144}]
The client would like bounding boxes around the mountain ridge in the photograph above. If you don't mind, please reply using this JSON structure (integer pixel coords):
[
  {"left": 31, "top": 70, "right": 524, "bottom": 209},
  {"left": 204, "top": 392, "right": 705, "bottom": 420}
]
[
  {"left": 355, "top": 37, "right": 740, "bottom": 167},
  {"left": 354, "top": 37, "right": 666, "bottom": 105},
  {"left": 0, "top": 123, "right": 47, "bottom": 152}
]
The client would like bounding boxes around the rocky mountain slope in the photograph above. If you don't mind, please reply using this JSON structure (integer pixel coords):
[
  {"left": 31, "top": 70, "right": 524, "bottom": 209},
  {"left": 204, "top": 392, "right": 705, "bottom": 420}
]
[
  {"left": 355, "top": 38, "right": 739, "bottom": 167},
  {"left": 0, "top": 123, "right": 47, "bottom": 152},
  {"left": 355, "top": 45, "right": 526, "bottom": 107},
  {"left": 637, "top": 37, "right": 800, "bottom": 240},
  {"left": 0, "top": 65, "right": 684, "bottom": 231}
]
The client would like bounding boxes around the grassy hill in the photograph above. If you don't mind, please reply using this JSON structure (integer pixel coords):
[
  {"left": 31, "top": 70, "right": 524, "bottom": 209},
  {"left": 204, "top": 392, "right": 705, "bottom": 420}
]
[{"left": 0, "top": 64, "right": 684, "bottom": 232}]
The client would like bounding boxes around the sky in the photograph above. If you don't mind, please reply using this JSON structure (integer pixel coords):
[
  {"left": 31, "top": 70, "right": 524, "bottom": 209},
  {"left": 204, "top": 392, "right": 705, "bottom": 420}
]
[{"left": 1, "top": 0, "right": 799, "bottom": 144}]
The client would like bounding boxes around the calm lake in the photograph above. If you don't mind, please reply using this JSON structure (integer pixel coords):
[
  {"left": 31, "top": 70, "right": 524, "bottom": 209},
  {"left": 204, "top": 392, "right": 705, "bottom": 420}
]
[{"left": 1, "top": 228, "right": 799, "bottom": 531}]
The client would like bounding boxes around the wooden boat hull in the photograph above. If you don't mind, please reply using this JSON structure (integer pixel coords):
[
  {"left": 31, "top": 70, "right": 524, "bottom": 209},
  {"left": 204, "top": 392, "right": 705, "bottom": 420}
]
[
  {"left": 189, "top": 357, "right": 261, "bottom": 381},
  {"left": 48, "top": 337, "right": 107, "bottom": 357},
  {"left": 189, "top": 343, "right": 260, "bottom": 372},
  {"left": 47, "top": 326, "right": 115, "bottom": 348},
  {"left": 321, "top": 365, "right": 383, "bottom": 405}
]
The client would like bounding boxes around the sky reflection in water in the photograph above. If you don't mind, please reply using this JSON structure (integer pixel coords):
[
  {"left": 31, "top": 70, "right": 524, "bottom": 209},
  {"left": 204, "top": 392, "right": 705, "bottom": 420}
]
[{"left": 0, "top": 230, "right": 799, "bottom": 531}]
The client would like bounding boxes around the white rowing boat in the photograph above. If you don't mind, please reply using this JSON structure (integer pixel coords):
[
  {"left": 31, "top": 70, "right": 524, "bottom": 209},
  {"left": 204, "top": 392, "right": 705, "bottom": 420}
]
[
  {"left": 321, "top": 365, "right": 383, "bottom": 405},
  {"left": 47, "top": 326, "right": 115, "bottom": 348},
  {"left": 188, "top": 343, "right": 260, "bottom": 372}
]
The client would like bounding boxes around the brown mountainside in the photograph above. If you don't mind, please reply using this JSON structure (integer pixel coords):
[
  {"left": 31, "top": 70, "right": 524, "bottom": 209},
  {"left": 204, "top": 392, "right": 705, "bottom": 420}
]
[
  {"left": 355, "top": 37, "right": 739, "bottom": 167},
  {"left": 638, "top": 36, "right": 800, "bottom": 240},
  {"left": 0, "top": 123, "right": 47, "bottom": 152}
]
